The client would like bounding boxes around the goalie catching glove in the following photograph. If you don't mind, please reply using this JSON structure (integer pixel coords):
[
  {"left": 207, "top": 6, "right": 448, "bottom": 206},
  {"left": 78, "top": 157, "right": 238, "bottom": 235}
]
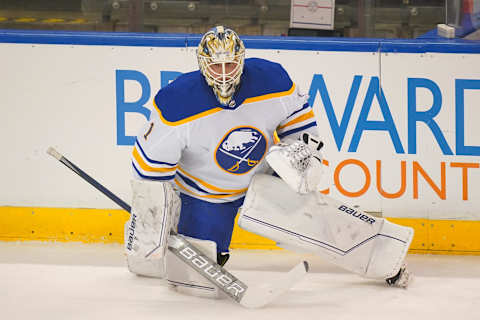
[{"left": 266, "top": 132, "right": 325, "bottom": 194}]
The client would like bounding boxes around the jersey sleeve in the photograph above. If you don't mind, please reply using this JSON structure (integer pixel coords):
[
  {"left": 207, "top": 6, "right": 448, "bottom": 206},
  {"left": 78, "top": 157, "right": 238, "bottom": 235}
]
[
  {"left": 276, "top": 84, "right": 319, "bottom": 140},
  {"left": 131, "top": 107, "right": 187, "bottom": 181}
]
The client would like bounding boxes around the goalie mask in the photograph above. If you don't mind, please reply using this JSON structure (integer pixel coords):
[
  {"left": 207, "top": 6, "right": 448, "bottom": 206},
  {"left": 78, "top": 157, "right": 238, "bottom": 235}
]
[{"left": 197, "top": 26, "right": 245, "bottom": 106}]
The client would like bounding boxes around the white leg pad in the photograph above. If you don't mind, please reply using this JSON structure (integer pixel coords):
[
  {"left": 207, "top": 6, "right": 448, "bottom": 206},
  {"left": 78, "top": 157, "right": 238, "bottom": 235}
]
[
  {"left": 238, "top": 174, "right": 414, "bottom": 280},
  {"left": 364, "top": 219, "right": 413, "bottom": 278},
  {"left": 166, "top": 237, "right": 222, "bottom": 299},
  {"left": 124, "top": 179, "right": 180, "bottom": 278}
]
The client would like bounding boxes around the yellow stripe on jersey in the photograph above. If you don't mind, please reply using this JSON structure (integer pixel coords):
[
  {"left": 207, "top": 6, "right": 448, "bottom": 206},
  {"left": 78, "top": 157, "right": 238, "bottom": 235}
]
[
  {"left": 132, "top": 147, "right": 178, "bottom": 173},
  {"left": 277, "top": 109, "right": 315, "bottom": 130},
  {"left": 153, "top": 99, "right": 223, "bottom": 126},
  {"left": 153, "top": 83, "right": 296, "bottom": 126},
  {"left": 177, "top": 167, "right": 248, "bottom": 193},
  {"left": 174, "top": 179, "right": 245, "bottom": 199},
  {"left": 243, "top": 83, "right": 296, "bottom": 105}
]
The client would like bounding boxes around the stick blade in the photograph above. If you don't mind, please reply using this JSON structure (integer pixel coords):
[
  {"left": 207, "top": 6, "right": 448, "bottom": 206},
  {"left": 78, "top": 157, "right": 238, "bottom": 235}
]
[{"left": 239, "top": 260, "right": 309, "bottom": 308}]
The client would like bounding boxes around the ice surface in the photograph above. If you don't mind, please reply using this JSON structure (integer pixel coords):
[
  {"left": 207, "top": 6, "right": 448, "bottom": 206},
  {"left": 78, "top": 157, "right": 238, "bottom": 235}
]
[{"left": 1, "top": 241, "right": 479, "bottom": 320}]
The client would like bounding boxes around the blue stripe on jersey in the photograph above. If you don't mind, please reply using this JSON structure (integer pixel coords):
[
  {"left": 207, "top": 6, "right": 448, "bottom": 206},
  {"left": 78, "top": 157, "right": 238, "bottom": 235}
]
[
  {"left": 176, "top": 171, "right": 227, "bottom": 195},
  {"left": 132, "top": 162, "right": 175, "bottom": 181},
  {"left": 286, "top": 103, "right": 310, "bottom": 119},
  {"left": 135, "top": 139, "right": 177, "bottom": 166},
  {"left": 155, "top": 58, "right": 293, "bottom": 122},
  {"left": 277, "top": 121, "right": 317, "bottom": 139},
  {"left": 176, "top": 171, "right": 230, "bottom": 196}
]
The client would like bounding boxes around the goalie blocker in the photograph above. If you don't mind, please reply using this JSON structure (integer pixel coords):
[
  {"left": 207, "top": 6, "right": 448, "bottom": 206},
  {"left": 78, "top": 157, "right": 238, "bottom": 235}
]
[{"left": 238, "top": 174, "right": 414, "bottom": 281}]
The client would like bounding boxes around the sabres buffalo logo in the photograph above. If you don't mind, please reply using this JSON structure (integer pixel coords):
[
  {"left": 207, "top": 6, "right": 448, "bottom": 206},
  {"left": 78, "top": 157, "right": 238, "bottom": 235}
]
[{"left": 215, "top": 126, "right": 267, "bottom": 175}]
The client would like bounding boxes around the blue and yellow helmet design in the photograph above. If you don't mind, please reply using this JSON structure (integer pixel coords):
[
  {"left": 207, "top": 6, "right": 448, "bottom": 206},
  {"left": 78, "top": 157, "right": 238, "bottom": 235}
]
[{"left": 197, "top": 26, "right": 245, "bottom": 106}]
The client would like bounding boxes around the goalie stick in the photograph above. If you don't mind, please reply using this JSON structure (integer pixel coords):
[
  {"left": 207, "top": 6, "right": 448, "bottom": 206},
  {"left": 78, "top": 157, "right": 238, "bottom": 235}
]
[{"left": 47, "top": 147, "right": 308, "bottom": 308}]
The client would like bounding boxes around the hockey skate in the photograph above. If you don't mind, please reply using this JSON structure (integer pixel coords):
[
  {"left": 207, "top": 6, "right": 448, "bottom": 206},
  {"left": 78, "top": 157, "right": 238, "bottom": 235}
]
[{"left": 385, "top": 264, "right": 412, "bottom": 288}]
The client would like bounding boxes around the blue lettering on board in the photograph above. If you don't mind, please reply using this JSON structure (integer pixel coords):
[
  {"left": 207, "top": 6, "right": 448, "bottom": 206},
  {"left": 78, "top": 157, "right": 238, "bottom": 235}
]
[
  {"left": 349, "top": 77, "right": 404, "bottom": 153},
  {"left": 407, "top": 78, "right": 453, "bottom": 155},
  {"left": 455, "top": 79, "right": 480, "bottom": 156},
  {"left": 116, "top": 70, "right": 182, "bottom": 146},
  {"left": 308, "top": 74, "right": 361, "bottom": 151},
  {"left": 115, "top": 70, "right": 151, "bottom": 146},
  {"left": 161, "top": 71, "right": 182, "bottom": 88}
]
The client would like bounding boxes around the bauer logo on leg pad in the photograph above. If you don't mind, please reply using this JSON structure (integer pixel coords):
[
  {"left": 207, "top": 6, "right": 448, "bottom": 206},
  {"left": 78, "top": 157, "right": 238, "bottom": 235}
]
[
  {"left": 338, "top": 205, "right": 376, "bottom": 225},
  {"left": 126, "top": 213, "right": 137, "bottom": 251}
]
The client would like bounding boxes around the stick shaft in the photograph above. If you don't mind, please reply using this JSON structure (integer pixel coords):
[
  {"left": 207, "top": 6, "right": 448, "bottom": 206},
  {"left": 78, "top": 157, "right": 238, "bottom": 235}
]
[
  {"left": 46, "top": 147, "right": 249, "bottom": 300},
  {"left": 46, "top": 147, "right": 305, "bottom": 308},
  {"left": 52, "top": 149, "right": 131, "bottom": 212}
]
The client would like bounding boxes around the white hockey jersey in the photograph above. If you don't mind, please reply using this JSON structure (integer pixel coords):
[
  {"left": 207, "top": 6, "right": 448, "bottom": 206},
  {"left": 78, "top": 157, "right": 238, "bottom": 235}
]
[{"left": 132, "top": 58, "right": 319, "bottom": 203}]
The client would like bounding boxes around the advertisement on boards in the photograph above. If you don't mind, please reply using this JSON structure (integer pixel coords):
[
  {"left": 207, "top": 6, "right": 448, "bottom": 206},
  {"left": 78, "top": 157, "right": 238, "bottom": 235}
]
[{"left": 1, "top": 35, "right": 479, "bottom": 222}]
